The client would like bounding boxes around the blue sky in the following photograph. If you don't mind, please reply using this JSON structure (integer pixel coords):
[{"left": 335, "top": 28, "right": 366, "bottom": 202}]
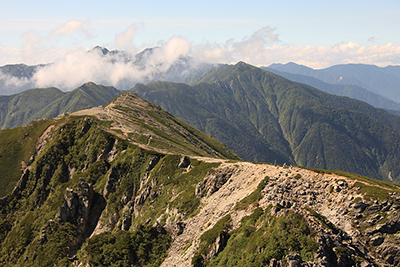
[{"left": 1, "top": 0, "right": 400, "bottom": 68}]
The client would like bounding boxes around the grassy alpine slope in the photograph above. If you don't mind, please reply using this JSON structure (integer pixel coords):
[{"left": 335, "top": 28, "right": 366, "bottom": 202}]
[
  {"left": 1, "top": 92, "right": 400, "bottom": 266},
  {"left": 0, "top": 82, "right": 122, "bottom": 130},
  {"left": 262, "top": 66, "right": 400, "bottom": 112},
  {"left": 0, "top": 92, "right": 238, "bottom": 266},
  {"left": 131, "top": 62, "right": 400, "bottom": 183}
]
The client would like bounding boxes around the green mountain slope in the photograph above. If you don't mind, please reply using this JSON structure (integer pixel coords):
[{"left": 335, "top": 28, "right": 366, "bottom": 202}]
[
  {"left": 0, "top": 87, "right": 64, "bottom": 129},
  {"left": 269, "top": 62, "right": 400, "bottom": 103},
  {"left": 263, "top": 66, "right": 400, "bottom": 112},
  {"left": 1, "top": 92, "right": 400, "bottom": 266},
  {"left": 0, "top": 82, "right": 122, "bottom": 130},
  {"left": 0, "top": 92, "right": 239, "bottom": 198},
  {"left": 0, "top": 92, "right": 239, "bottom": 266},
  {"left": 131, "top": 62, "right": 400, "bottom": 182},
  {"left": 0, "top": 63, "right": 40, "bottom": 79}
]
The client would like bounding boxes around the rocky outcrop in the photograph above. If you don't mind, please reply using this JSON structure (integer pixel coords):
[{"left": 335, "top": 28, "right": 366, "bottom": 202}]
[
  {"left": 56, "top": 179, "right": 93, "bottom": 234},
  {"left": 376, "top": 237, "right": 400, "bottom": 266},
  {"left": 134, "top": 178, "right": 156, "bottom": 217},
  {"left": 178, "top": 156, "right": 190, "bottom": 168},
  {"left": 39, "top": 179, "right": 98, "bottom": 253},
  {"left": 195, "top": 167, "right": 235, "bottom": 197},
  {"left": 206, "top": 231, "right": 230, "bottom": 261},
  {"left": 103, "top": 166, "right": 120, "bottom": 199},
  {"left": 165, "top": 221, "right": 186, "bottom": 237},
  {"left": 147, "top": 155, "right": 160, "bottom": 171},
  {"left": 34, "top": 125, "right": 54, "bottom": 159},
  {"left": 10, "top": 169, "right": 30, "bottom": 198},
  {"left": 121, "top": 213, "right": 132, "bottom": 231},
  {"left": 365, "top": 211, "right": 400, "bottom": 235},
  {"left": 98, "top": 137, "right": 116, "bottom": 161},
  {"left": 192, "top": 231, "right": 230, "bottom": 267}
]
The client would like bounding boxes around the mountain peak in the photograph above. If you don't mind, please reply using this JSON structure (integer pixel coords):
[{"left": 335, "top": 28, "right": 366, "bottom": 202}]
[
  {"left": 71, "top": 92, "right": 239, "bottom": 160},
  {"left": 88, "top": 46, "right": 110, "bottom": 55},
  {"left": 235, "top": 61, "right": 248, "bottom": 66}
]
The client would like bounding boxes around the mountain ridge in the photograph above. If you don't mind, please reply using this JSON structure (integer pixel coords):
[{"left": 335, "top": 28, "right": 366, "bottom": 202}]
[
  {"left": 262, "top": 66, "right": 400, "bottom": 112},
  {"left": 132, "top": 62, "right": 400, "bottom": 183},
  {"left": 0, "top": 82, "right": 122, "bottom": 130},
  {"left": 0, "top": 46, "right": 216, "bottom": 94},
  {"left": 268, "top": 62, "right": 400, "bottom": 103},
  {"left": 1, "top": 92, "right": 400, "bottom": 266}
]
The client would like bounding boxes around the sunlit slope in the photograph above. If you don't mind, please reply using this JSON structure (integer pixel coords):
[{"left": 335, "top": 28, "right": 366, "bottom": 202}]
[
  {"left": 132, "top": 62, "right": 400, "bottom": 182},
  {"left": 0, "top": 82, "right": 122, "bottom": 130},
  {"left": 0, "top": 92, "right": 239, "bottom": 198}
]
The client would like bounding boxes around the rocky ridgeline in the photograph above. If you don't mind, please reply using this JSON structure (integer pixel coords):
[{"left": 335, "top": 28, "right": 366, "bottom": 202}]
[
  {"left": 2, "top": 111, "right": 400, "bottom": 266},
  {"left": 159, "top": 162, "right": 400, "bottom": 266},
  {"left": 5, "top": 123, "right": 400, "bottom": 266}
]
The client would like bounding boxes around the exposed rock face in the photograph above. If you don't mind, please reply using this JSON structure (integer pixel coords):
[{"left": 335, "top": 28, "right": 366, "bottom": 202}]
[
  {"left": 165, "top": 221, "right": 186, "bottom": 237},
  {"left": 147, "top": 155, "right": 160, "bottom": 171},
  {"left": 161, "top": 162, "right": 400, "bottom": 267},
  {"left": 10, "top": 169, "right": 30, "bottom": 198},
  {"left": 178, "top": 156, "right": 190, "bottom": 168},
  {"left": 121, "top": 213, "right": 132, "bottom": 231},
  {"left": 134, "top": 178, "right": 156, "bottom": 217},
  {"left": 103, "top": 166, "right": 120, "bottom": 199},
  {"left": 34, "top": 125, "right": 54, "bottom": 159},
  {"left": 206, "top": 231, "right": 230, "bottom": 261},
  {"left": 366, "top": 212, "right": 400, "bottom": 235},
  {"left": 1, "top": 125, "right": 54, "bottom": 207},
  {"left": 376, "top": 237, "right": 400, "bottom": 265},
  {"left": 56, "top": 179, "right": 93, "bottom": 229},
  {"left": 39, "top": 179, "right": 98, "bottom": 253},
  {"left": 195, "top": 167, "right": 235, "bottom": 197}
]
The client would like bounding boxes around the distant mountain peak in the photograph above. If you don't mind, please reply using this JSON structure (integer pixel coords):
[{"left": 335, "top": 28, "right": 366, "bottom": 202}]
[{"left": 88, "top": 46, "right": 110, "bottom": 55}]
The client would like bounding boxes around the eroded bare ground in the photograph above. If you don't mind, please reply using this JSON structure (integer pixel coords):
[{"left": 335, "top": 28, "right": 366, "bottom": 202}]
[
  {"left": 161, "top": 161, "right": 278, "bottom": 267},
  {"left": 70, "top": 104, "right": 182, "bottom": 156},
  {"left": 70, "top": 94, "right": 228, "bottom": 159},
  {"left": 161, "top": 160, "right": 395, "bottom": 266},
  {"left": 70, "top": 100, "right": 399, "bottom": 266}
]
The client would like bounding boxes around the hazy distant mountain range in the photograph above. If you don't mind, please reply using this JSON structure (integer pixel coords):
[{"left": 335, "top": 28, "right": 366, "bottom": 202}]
[
  {"left": 266, "top": 62, "right": 400, "bottom": 107},
  {"left": 0, "top": 46, "right": 216, "bottom": 95},
  {"left": 2, "top": 46, "right": 400, "bottom": 111},
  {"left": 262, "top": 66, "right": 400, "bottom": 114}
]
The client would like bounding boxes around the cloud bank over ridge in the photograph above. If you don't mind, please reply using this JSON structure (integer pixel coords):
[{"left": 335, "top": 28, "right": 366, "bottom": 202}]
[{"left": 1, "top": 21, "right": 400, "bottom": 93}]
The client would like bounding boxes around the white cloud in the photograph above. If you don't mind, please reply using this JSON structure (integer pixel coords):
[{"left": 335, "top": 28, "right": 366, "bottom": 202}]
[
  {"left": 0, "top": 72, "right": 31, "bottom": 87},
  {"left": 0, "top": 71, "right": 35, "bottom": 95},
  {"left": 191, "top": 26, "right": 281, "bottom": 64},
  {"left": 32, "top": 49, "right": 123, "bottom": 89},
  {"left": 0, "top": 46, "right": 23, "bottom": 64},
  {"left": 31, "top": 36, "right": 194, "bottom": 90},
  {"left": 114, "top": 24, "right": 137, "bottom": 53},
  {"left": 149, "top": 36, "right": 191, "bottom": 68},
  {"left": 48, "top": 20, "right": 93, "bottom": 40},
  {"left": 21, "top": 31, "right": 43, "bottom": 63},
  {"left": 189, "top": 29, "right": 400, "bottom": 69},
  {"left": 265, "top": 42, "right": 400, "bottom": 69},
  {"left": 1, "top": 26, "right": 400, "bottom": 93}
]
